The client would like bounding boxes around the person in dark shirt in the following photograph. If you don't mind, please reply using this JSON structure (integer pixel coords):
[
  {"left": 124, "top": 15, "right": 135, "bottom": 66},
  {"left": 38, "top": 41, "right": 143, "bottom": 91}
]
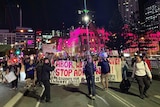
[
  {"left": 98, "top": 57, "right": 110, "bottom": 91},
  {"left": 35, "top": 57, "right": 43, "bottom": 86},
  {"left": 40, "top": 58, "right": 55, "bottom": 102},
  {"left": 83, "top": 56, "right": 96, "bottom": 100}
]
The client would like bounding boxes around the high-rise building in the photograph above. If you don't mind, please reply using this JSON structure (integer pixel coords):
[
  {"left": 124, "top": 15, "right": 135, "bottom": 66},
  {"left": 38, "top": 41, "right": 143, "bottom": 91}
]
[
  {"left": 0, "top": 29, "right": 16, "bottom": 45},
  {"left": 118, "top": 0, "right": 140, "bottom": 24},
  {"left": 144, "top": 0, "right": 160, "bottom": 32},
  {"left": 15, "top": 27, "right": 35, "bottom": 49}
]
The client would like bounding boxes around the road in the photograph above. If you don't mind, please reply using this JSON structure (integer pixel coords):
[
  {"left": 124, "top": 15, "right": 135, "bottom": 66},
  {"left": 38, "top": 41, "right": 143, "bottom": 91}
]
[{"left": 15, "top": 78, "right": 160, "bottom": 107}]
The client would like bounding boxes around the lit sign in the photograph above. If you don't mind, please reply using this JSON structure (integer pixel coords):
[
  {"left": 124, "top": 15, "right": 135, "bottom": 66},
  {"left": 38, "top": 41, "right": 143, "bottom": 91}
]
[{"left": 27, "top": 40, "right": 34, "bottom": 45}]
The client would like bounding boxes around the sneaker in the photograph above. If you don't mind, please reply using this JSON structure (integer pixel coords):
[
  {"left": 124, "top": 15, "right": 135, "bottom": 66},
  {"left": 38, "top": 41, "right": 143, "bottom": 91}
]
[
  {"left": 91, "top": 96, "right": 96, "bottom": 100},
  {"left": 89, "top": 94, "right": 92, "bottom": 98},
  {"left": 46, "top": 100, "right": 52, "bottom": 103},
  {"left": 140, "top": 95, "right": 144, "bottom": 99}
]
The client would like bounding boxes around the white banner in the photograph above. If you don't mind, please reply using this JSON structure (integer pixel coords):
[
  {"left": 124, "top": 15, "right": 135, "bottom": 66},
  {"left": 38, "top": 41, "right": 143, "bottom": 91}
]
[
  {"left": 50, "top": 58, "right": 122, "bottom": 86},
  {"left": 42, "top": 43, "right": 56, "bottom": 54}
]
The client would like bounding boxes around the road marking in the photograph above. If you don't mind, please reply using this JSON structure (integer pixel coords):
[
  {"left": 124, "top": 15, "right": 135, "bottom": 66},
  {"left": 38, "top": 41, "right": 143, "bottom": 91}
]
[
  {"left": 154, "top": 95, "right": 160, "bottom": 99},
  {"left": 4, "top": 92, "right": 23, "bottom": 107},
  {"left": 96, "top": 83, "right": 135, "bottom": 107},
  {"left": 96, "top": 94, "right": 110, "bottom": 106},
  {"left": 35, "top": 85, "right": 45, "bottom": 107},
  {"left": 87, "top": 104, "right": 94, "bottom": 107},
  {"left": 108, "top": 90, "right": 135, "bottom": 107}
]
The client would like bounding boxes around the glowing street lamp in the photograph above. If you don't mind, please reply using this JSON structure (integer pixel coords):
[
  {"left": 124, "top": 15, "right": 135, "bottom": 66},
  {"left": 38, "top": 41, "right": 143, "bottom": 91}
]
[
  {"left": 83, "top": 15, "right": 90, "bottom": 23},
  {"left": 83, "top": 0, "right": 90, "bottom": 56}
]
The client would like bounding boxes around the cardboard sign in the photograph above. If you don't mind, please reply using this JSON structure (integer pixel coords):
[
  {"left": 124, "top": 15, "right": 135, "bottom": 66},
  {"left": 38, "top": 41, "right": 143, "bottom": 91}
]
[{"left": 5, "top": 72, "right": 17, "bottom": 83}]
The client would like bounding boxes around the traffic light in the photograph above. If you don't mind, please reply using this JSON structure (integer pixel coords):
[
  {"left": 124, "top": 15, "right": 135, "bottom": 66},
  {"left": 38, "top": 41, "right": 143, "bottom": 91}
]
[
  {"left": 36, "top": 38, "right": 40, "bottom": 42},
  {"left": 15, "top": 49, "right": 21, "bottom": 55}
]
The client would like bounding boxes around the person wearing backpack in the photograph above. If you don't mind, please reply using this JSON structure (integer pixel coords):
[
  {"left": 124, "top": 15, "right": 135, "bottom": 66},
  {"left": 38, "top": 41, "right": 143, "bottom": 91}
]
[
  {"left": 98, "top": 57, "right": 110, "bottom": 91},
  {"left": 132, "top": 55, "right": 152, "bottom": 99}
]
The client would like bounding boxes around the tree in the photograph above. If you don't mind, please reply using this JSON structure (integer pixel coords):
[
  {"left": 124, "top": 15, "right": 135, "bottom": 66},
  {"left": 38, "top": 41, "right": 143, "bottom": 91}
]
[{"left": 105, "top": 33, "right": 130, "bottom": 54}]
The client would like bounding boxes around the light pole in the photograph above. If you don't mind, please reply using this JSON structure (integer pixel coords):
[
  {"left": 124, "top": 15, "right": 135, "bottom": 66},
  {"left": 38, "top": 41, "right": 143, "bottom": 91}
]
[
  {"left": 83, "top": 0, "right": 90, "bottom": 56},
  {"left": 17, "top": 4, "right": 22, "bottom": 27}
]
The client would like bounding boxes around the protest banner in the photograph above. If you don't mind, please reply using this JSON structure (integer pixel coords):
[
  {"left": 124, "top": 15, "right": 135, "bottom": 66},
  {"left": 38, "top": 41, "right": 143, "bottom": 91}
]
[
  {"left": 42, "top": 43, "right": 56, "bottom": 54},
  {"left": 50, "top": 58, "right": 122, "bottom": 86}
]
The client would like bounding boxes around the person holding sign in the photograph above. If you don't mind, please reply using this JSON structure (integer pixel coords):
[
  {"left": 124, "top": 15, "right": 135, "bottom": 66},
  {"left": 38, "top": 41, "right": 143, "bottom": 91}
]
[
  {"left": 40, "top": 58, "right": 55, "bottom": 102},
  {"left": 6, "top": 58, "right": 20, "bottom": 90},
  {"left": 83, "top": 56, "right": 96, "bottom": 100}
]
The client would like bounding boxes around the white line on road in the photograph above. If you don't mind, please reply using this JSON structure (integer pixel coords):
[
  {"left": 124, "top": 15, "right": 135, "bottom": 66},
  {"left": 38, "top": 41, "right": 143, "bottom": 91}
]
[
  {"left": 35, "top": 85, "right": 45, "bottom": 107},
  {"left": 107, "top": 90, "right": 135, "bottom": 107},
  {"left": 87, "top": 104, "right": 94, "bottom": 107},
  {"left": 96, "top": 94, "right": 110, "bottom": 106},
  {"left": 96, "top": 83, "right": 135, "bottom": 107},
  {"left": 4, "top": 92, "right": 23, "bottom": 107},
  {"left": 154, "top": 95, "right": 160, "bottom": 99}
]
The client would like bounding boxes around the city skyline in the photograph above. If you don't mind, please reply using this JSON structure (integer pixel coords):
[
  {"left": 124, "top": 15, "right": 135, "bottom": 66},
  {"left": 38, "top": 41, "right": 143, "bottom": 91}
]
[
  {"left": 0, "top": 0, "right": 118, "bottom": 31},
  {"left": 0, "top": 0, "right": 154, "bottom": 32}
]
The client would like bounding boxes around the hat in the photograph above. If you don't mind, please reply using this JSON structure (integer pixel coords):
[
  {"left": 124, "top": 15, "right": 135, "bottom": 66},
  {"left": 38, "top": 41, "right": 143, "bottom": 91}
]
[{"left": 99, "top": 52, "right": 108, "bottom": 58}]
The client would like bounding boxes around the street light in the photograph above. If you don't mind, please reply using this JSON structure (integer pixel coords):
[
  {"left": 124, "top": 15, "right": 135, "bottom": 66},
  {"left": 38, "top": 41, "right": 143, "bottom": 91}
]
[
  {"left": 83, "top": 15, "right": 90, "bottom": 23},
  {"left": 17, "top": 4, "right": 22, "bottom": 27},
  {"left": 83, "top": 0, "right": 90, "bottom": 56}
]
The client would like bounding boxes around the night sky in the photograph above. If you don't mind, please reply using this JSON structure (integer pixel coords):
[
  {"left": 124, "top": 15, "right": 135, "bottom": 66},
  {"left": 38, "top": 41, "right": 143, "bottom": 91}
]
[
  {"left": 0, "top": 0, "right": 118, "bottom": 30},
  {"left": 0, "top": 0, "right": 148, "bottom": 30}
]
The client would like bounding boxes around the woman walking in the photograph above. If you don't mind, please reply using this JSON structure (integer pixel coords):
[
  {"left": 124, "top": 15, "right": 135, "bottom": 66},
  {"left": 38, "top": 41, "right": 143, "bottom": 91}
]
[{"left": 132, "top": 55, "right": 152, "bottom": 99}]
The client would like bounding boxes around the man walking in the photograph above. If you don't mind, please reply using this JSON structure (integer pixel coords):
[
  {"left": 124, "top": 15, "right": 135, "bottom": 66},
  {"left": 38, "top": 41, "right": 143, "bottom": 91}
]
[
  {"left": 98, "top": 57, "right": 110, "bottom": 91},
  {"left": 83, "top": 56, "right": 96, "bottom": 100}
]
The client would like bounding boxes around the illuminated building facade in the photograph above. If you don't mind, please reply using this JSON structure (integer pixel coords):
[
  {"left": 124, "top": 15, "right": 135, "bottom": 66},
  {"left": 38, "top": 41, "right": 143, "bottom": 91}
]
[
  {"left": 144, "top": 0, "right": 160, "bottom": 31},
  {"left": 57, "top": 27, "right": 111, "bottom": 56},
  {"left": 146, "top": 31, "right": 160, "bottom": 54},
  {"left": 15, "top": 27, "right": 35, "bottom": 48}
]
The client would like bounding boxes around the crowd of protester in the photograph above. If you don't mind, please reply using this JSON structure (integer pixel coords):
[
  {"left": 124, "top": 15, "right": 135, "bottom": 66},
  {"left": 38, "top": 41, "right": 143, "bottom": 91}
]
[{"left": 0, "top": 51, "right": 153, "bottom": 101}]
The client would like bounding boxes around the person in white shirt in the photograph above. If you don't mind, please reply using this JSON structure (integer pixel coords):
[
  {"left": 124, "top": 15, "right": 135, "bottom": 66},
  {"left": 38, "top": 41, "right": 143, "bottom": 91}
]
[{"left": 132, "top": 55, "right": 152, "bottom": 99}]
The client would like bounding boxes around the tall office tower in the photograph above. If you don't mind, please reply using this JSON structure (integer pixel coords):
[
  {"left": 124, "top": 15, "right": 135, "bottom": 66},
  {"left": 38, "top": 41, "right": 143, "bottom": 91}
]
[
  {"left": 144, "top": 0, "right": 160, "bottom": 32},
  {"left": 118, "top": 0, "right": 140, "bottom": 25}
]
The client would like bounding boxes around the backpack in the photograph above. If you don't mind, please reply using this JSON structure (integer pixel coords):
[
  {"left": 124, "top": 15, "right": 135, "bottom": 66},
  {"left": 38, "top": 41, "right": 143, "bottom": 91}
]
[
  {"left": 98, "top": 59, "right": 110, "bottom": 74},
  {"left": 119, "top": 78, "right": 131, "bottom": 93}
]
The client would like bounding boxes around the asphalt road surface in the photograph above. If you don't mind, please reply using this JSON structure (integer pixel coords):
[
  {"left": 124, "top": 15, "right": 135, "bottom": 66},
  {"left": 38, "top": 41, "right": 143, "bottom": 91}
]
[{"left": 14, "top": 78, "right": 160, "bottom": 107}]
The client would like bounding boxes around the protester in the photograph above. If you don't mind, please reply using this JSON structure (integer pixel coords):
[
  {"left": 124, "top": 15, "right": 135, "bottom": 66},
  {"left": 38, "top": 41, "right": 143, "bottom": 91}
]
[
  {"left": 40, "top": 57, "right": 55, "bottom": 102},
  {"left": 35, "top": 57, "right": 43, "bottom": 86},
  {"left": 25, "top": 59, "right": 36, "bottom": 88},
  {"left": 19, "top": 58, "right": 26, "bottom": 81},
  {"left": 83, "top": 55, "right": 96, "bottom": 100},
  {"left": 6, "top": 58, "right": 20, "bottom": 89},
  {"left": 98, "top": 56, "right": 110, "bottom": 91},
  {"left": 121, "top": 56, "right": 129, "bottom": 80},
  {"left": 132, "top": 55, "right": 152, "bottom": 99}
]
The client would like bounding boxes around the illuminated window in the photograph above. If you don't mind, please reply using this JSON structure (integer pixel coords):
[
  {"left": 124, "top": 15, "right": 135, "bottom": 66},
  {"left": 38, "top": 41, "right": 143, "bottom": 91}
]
[{"left": 126, "top": 8, "right": 129, "bottom": 11}]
